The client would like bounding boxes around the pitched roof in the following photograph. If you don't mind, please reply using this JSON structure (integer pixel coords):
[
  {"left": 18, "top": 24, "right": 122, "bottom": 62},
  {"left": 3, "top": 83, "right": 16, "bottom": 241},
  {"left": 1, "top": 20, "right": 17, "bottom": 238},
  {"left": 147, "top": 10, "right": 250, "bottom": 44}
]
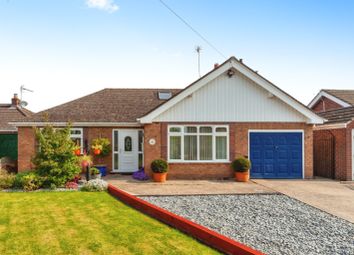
[
  {"left": 139, "top": 56, "right": 324, "bottom": 124},
  {"left": 322, "top": 89, "right": 354, "bottom": 106},
  {"left": 22, "top": 89, "right": 181, "bottom": 124},
  {"left": 318, "top": 106, "right": 354, "bottom": 124},
  {"left": 0, "top": 104, "right": 33, "bottom": 132}
]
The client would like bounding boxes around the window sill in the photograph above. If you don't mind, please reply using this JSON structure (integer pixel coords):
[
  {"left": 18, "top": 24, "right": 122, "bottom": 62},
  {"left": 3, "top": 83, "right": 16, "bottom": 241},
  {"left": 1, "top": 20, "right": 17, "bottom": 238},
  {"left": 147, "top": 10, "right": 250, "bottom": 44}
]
[{"left": 168, "top": 160, "right": 231, "bottom": 164}]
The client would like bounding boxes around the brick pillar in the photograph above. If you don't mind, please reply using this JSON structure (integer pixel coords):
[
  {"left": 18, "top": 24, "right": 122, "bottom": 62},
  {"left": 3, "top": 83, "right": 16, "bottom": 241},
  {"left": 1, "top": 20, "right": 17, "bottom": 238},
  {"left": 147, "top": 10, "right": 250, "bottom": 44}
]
[
  {"left": 17, "top": 127, "right": 36, "bottom": 172},
  {"left": 143, "top": 123, "right": 162, "bottom": 177}
]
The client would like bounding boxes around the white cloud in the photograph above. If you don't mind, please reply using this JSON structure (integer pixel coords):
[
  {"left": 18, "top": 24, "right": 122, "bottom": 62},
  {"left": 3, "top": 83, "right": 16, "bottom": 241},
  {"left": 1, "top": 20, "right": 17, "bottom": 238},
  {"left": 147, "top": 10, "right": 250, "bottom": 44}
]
[{"left": 86, "top": 0, "right": 119, "bottom": 13}]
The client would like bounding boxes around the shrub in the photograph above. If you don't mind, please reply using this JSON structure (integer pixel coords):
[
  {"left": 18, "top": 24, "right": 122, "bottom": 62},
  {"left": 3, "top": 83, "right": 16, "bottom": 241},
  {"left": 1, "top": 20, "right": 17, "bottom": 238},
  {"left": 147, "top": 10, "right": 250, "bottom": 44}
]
[
  {"left": 32, "top": 124, "right": 81, "bottom": 187},
  {"left": 231, "top": 157, "right": 251, "bottom": 172},
  {"left": 90, "top": 167, "right": 100, "bottom": 175},
  {"left": 65, "top": 181, "right": 79, "bottom": 190},
  {"left": 91, "top": 138, "right": 111, "bottom": 157},
  {"left": 151, "top": 159, "right": 168, "bottom": 173},
  {"left": 80, "top": 179, "right": 108, "bottom": 192},
  {"left": 13, "top": 171, "right": 43, "bottom": 191},
  {"left": 0, "top": 169, "right": 15, "bottom": 189}
]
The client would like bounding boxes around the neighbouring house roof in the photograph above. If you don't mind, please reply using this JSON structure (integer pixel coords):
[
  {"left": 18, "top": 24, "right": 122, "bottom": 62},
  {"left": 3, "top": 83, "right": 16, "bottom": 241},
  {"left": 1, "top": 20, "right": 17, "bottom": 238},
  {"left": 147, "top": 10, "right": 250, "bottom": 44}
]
[
  {"left": 14, "top": 89, "right": 181, "bottom": 126},
  {"left": 308, "top": 89, "right": 354, "bottom": 109},
  {"left": 139, "top": 56, "right": 324, "bottom": 124},
  {"left": 318, "top": 106, "right": 354, "bottom": 124},
  {"left": 0, "top": 104, "right": 33, "bottom": 132}
]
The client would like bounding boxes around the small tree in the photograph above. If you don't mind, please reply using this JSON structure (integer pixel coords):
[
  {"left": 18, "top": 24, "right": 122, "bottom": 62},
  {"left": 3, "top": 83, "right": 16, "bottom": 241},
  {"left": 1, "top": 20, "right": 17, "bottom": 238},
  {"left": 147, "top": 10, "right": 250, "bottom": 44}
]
[{"left": 32, "top": 124, "right": 81, "bottom": 187}]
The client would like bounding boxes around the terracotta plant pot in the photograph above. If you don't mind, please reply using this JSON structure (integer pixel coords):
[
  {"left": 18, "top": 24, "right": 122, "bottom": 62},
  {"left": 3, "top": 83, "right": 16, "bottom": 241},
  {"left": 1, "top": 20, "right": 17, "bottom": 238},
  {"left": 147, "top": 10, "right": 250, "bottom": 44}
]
[
  {"left": 74, "top": 149, "right": 81, "bottom": 156},
  {"left": 153, "top": 172, "right": 167, "bottom": 182},
  {"left": 235, "top": 171, "right": 250, "bottom": 182},
  {"left": 93, "top": 149, "right": 101, "bottom": 155}
]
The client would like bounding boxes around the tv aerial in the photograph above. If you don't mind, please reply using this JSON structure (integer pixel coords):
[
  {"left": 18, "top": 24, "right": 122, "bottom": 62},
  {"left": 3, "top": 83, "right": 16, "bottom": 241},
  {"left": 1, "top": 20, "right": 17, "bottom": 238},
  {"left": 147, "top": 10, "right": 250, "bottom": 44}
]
[{"left": 20, "top": 85, "right": 34, "bottom": 107}]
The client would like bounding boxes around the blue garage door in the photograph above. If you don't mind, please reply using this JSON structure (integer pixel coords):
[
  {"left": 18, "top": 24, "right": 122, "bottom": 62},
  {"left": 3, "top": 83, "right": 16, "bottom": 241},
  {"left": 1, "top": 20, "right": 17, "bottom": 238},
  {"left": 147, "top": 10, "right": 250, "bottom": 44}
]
[{"left": 250, "top": 132, "right": 303, "bottom": 179}]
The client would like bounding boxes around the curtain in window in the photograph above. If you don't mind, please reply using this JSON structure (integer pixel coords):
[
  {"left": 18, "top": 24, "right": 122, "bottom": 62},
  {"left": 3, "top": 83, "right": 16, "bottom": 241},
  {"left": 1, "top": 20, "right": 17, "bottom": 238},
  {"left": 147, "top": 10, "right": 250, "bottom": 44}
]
[
  {"left": 170, "top": 136, "right": 181, "bottom": 159},
  {"left": 184, "top": 135, "right": 197, "bottom": 160},
  {"left": 216, "top": 136, "right": 227, "bottom": 159},
  {"left": 200, "top": 135, "right": 212, "bottom": 160}
]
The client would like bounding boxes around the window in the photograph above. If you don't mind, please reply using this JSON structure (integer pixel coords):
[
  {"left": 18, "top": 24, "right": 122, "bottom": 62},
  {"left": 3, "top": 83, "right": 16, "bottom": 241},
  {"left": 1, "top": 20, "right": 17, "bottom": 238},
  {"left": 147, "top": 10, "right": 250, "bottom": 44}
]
[
  {"left": 124, "top": 136, "right": 132, "bottom": 151},
  {"left": 70, "top": 128, "right": 83, "bottom": 153},
  {"left": 168, "top": 125, "right": 229, "bottom": 162},
  {"left": 138, "top": 130, "right": 144, "bottom": 168}
]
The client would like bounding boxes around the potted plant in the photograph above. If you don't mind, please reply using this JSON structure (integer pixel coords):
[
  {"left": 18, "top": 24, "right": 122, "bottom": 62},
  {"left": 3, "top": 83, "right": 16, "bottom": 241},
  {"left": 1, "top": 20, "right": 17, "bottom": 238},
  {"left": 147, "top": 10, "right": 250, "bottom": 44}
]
[
  {"left": 231, "top": 157, "right": 251, "bottom": 182},
  {"left": 151, "top": 159, "right": 168, "bottom": 182},
  {"left": 91, "top": 138, "right": 111, "bottom": 177},
  {"left": 91, "top": 144, "right": 103, "bottom": 155},
  {"left": 79, "top": 155, "right": 93, "bottom": 168},
  {"left": 90, "top": 167, "right": 101, "bottom": 179},
  {"left": 73, "top": 146, "right": 81, "bottom": 156}
]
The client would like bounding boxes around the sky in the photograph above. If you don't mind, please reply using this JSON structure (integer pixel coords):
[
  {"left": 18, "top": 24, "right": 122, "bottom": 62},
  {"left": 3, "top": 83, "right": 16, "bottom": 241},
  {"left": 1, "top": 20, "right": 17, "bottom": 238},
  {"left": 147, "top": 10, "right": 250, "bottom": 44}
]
[{"left": 0, "top": 0, "right": 353, "bottom": 112}]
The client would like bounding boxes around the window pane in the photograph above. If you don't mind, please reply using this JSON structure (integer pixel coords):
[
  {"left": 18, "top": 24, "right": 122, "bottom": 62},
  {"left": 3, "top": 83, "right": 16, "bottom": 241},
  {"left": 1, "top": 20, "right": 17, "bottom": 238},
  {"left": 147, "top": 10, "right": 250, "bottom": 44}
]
[
  {"left": 114, "top": 131, "right": 118, "bottom": 152},
  {"left": 170, "top": 136, "right": 181, "bottom": 160},
  {"left": 199, "top": 136, "right": 212, "bottom": 160},
  {"left": 138, "top": 131, "right": 143, "bottom": 152},
  {"left": 216, "top": 127, "right": 227, "bottom": 132},
  {"left": 216, "top": 136, "right": 227, "bottom": 159},
  {"left": 138, "top": 153, "right": 143, "bottom": 169},
  {"left": 184, "top": 126, "right": 197, "bottom": 133},
  {"left": 71, "top": 129, "right": 82, "bottom": 135},
  {"left": 124, "top": 136, "right": 132, "bottom": 151},
  {"left": 114, "top": 153, "right": 119, "bottom": 170},
  {"left": 71, "top": 137, "right": 81, "bottom": 147},
  {"left": 199, "top": 126, "right": 212, "bottom": 133},
  {"left": 184, "top": 135, "right": 197, "bottom": 160},
  {"left": 169, "top": 127, "right": 181, "bottom": 132}
]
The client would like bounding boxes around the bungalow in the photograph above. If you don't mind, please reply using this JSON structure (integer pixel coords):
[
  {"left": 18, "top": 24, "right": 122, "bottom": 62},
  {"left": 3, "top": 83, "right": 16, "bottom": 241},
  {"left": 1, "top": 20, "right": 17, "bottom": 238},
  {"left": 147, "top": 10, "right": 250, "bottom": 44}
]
[
  {"left": 0, "top": 94, "right": 32, "bottom": 171},
  {"left": 309, "top": 89, "right": 354, "bottom": 181},
  {"left": 13, "top": 57, "right": 324, "bottom": 179}
]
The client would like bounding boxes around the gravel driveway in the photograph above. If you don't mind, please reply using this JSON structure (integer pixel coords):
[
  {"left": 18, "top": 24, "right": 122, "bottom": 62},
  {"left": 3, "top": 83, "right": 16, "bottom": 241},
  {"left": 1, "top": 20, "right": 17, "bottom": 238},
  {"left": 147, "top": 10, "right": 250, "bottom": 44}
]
[{"left": 142, "top": 194, "right": 354, "bottom": 255}]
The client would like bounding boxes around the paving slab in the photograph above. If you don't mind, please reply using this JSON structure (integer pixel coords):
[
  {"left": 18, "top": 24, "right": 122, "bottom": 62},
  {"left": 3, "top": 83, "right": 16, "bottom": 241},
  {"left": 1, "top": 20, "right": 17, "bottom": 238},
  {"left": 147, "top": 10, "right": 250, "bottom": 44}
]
[
  {"left": 105, "top": 174, "right": 275, "bottom": 196},
  {"left": 254, "top": 179, "right": 354, "bottom": 223}
]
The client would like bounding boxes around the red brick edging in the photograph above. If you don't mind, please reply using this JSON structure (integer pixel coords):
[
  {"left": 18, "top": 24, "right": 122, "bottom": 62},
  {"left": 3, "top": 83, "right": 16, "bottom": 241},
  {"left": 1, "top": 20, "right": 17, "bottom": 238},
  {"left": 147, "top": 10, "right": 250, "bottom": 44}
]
[{"left": 108, "top": 184, "right": 264, "bottom": 255}]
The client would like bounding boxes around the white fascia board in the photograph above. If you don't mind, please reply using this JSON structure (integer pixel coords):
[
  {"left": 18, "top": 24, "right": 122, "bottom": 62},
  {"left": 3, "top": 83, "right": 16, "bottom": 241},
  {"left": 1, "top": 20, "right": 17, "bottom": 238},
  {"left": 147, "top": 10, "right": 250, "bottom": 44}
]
[
  {"left": 9, "top": 122, "right": 142, "bottom": 127},
  {"left": 139, "top": 60, "right": 234, "bottom": 123},
  {"left": 308, "top": 91, "right": 351, "bottom": 108}
]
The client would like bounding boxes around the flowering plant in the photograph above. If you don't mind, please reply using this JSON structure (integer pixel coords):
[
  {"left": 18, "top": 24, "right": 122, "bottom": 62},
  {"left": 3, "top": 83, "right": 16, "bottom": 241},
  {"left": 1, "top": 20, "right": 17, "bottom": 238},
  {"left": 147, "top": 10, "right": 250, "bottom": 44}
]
[
  {"left": 81, "top": 179, "right": 108, "bottom": 192},
  {"left": 65, "top": 181, "right": 78, "bottom": 190}
]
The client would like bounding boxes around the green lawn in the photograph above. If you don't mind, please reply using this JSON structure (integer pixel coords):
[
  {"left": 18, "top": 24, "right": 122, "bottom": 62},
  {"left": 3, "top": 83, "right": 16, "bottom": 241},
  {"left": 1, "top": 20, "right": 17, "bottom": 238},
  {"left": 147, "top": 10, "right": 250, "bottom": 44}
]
[{"left": 0, "top": 192, "right": 219, "bottom": 255}]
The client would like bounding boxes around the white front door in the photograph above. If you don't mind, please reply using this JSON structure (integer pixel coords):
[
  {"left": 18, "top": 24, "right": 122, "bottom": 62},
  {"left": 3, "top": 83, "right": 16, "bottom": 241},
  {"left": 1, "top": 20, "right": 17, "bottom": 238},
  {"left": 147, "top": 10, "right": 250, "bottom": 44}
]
[{"left": 112, "top": 129, "right": 141, "bottom": 173}]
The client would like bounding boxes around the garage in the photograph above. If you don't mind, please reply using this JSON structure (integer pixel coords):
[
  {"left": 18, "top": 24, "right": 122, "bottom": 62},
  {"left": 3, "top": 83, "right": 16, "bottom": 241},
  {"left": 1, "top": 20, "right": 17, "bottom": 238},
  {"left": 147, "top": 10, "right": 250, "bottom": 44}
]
[{"left": 249, "top": 131, "right": 303, "bottom": 179}]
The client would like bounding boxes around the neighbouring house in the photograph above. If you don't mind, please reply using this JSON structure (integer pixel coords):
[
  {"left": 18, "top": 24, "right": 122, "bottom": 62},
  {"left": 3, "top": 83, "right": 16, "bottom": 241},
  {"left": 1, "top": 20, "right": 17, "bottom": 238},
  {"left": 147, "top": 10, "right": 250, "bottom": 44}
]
[
  {"left": 309, "top": 89, "right": 354, "bottom": 113},
  {"left": 0, "top": 94, "right": 32, "bottom": 171},
  {"left": 13, "top": 57, "right": 324, "bottom": 179},
  {"left": 309, "top": 89, "right": 354, "bottom": 181}
]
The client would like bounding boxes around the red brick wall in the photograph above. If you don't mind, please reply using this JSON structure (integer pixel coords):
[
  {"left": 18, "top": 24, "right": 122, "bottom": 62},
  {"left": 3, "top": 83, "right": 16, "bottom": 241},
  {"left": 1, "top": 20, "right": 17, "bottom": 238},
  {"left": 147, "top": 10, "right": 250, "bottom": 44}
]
[
  {"left": 144, "top": 122, "right": 314, "bottom": 179},
  {"left": 17, "top": 126, "right": 129, "bottom": 173},
  {"left": 311, "top": 96, "right": 343, "bottom": 112},
  {"left": 17, "top": 127, "right": 36, "bottom": 172}
]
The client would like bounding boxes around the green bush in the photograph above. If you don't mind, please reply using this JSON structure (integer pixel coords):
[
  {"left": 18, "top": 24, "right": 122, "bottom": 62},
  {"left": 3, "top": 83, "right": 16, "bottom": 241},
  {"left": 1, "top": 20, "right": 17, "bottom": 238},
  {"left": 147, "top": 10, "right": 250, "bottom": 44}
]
[
  {"left": 13, "top": 171, "right": 43, "bottom": 191},
  {"left": 151, "top": 159, "right": 168, "bottom": 173},
  {"left": 32, "top": 124, "right": 81, "bottom": 187},
  {"left": 231, "top": 157, "right": 251, "bottom": 172},
  {"left": 90, "top": 167, "right": 100, "bottom": 175},
  {"left": 0, "top": 169, "right": 15, "bottom": 189}
]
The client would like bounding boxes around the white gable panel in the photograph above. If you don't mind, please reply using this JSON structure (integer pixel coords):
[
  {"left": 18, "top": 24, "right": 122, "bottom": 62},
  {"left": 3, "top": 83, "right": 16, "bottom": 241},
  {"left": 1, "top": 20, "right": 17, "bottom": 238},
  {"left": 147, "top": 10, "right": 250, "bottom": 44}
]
[{"left": 153, "top": 71, "right": 307, "bottom": 122}]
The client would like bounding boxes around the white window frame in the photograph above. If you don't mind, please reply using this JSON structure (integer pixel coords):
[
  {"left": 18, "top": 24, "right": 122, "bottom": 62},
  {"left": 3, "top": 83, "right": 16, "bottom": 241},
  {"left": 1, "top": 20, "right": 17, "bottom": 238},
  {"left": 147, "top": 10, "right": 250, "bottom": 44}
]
[
  {"left": 70, "top": 128, "right": 83, "bottom": 154},
  {"left": 168, "top": 125, "right": 229, "bottom": 163}
]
